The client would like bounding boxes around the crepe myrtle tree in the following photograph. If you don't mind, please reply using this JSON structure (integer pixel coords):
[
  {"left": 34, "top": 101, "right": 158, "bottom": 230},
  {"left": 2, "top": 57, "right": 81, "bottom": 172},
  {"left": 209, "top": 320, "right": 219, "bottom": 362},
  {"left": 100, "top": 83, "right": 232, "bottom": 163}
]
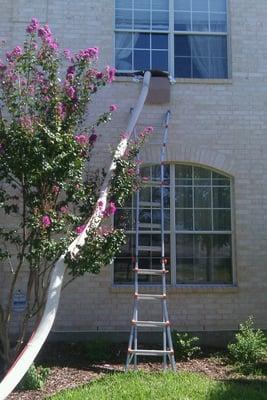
[{"left": 0, "top": 18, "right": 152, "bottom": 370}]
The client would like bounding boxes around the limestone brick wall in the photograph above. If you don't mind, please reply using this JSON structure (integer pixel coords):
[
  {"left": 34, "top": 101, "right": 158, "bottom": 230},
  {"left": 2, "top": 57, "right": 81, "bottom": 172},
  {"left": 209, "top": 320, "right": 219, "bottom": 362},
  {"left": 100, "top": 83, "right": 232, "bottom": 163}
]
[{"left": 0, "top": 0, "right": 267, "bottom": 335}]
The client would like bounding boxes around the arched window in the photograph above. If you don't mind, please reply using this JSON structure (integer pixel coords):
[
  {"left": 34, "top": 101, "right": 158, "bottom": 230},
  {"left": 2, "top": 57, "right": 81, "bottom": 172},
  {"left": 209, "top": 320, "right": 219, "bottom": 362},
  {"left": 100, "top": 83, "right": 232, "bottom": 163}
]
[{"left": 114, "top": 164, "right": 233, "bottom": 285}]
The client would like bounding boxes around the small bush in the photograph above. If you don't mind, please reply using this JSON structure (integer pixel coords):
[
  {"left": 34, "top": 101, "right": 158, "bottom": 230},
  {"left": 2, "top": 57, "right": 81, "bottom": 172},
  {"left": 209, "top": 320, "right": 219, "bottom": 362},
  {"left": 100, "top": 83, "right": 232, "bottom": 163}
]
[
  {"left": 228, "top": 316, "right": 267, "bottom": 374},
  {"left": 18, "top": 364, "right": 50, "bottom": 390},
  {"left": 173, "top": 332, "right": 201, "bottom": 360}
]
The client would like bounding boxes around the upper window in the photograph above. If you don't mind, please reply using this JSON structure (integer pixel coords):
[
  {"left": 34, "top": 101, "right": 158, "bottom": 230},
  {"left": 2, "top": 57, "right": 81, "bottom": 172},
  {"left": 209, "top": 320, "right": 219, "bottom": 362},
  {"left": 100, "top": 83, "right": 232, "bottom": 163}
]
[
  {"left": 114, "top": 164, "right": 233, "bottom": 285},
  {"left": 115, "top": 0, "right": 228, "bottom": 79}
]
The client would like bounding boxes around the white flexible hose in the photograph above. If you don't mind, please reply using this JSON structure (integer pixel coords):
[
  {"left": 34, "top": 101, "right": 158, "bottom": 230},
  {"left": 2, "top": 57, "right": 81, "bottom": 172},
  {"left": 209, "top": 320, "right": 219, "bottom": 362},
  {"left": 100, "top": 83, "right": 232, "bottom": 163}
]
[{"left": 0, "top": 71, "right": 151, "bottom": 399}]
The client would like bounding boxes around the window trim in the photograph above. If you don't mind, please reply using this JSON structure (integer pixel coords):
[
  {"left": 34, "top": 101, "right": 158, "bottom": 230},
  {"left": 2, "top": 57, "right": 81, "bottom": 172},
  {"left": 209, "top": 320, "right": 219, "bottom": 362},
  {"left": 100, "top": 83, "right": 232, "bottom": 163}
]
[
  {"left": 113, "top": 0, "right": 231, "bottom": 79},
  {"left": 113, "top": 163, "right": 235, "bottom": 286}
]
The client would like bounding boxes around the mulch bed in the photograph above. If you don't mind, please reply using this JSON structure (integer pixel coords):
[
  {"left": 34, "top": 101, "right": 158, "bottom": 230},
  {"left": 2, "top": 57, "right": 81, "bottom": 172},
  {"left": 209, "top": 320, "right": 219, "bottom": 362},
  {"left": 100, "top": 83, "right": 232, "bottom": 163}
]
[{"left": 5, "top": 342, "right": 263, "bottom": 400}]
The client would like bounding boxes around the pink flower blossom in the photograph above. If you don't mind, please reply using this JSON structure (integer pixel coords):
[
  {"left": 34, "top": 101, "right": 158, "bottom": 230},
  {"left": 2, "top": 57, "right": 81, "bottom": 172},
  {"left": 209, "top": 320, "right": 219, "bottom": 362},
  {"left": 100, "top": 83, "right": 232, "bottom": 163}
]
[
  {"left": 105, "top": 65, "right": 116, "bottom": 83},
  {"left": 89, "top": 133, "right": 97, "bottom": 144},
  {"left": 67, "top": 66, "right": 75, "bottom": 75},
  {"left": 139, "top": 126, "right": 154, "bottom": 138},
  {"left": 56, "top": 102, "right": 66, "bottom": 119},
  {"left": 38, "top": 24, "right": 52, "bottom": 40},
  {"left": 98, "top": 200, "right": 104, "bottom": 208},
  {"left": 76, "top": 47, "right": 99, "bottom": 61},
  {"left": 75, "top": 224, "right": 86, "bottom": 234},
  {"left": 52, "top": 185, "right": 60, "bottom": 194},
  {"left": 66, "top": 72, "right": 74, "bottom": 82},
  {"left": 75, "top": 134, "right": 89, "bottom": 145},
  {"left": 20, "top": 115, "right": 34, "bottom": 132},
  {"left": 103, "top": 201, "right": 117, "bottom": 217},
  {"left": 127, "top": 168, "right": 135, "bottom": 176},
  {"left": 64, "top": 48, "right": 72, "bottom": 61},
  {"left": 42, "top": 215, "right": 52, "bottom": 228},
  {"left": 38, "top": 24, "right": 58, "bottom": 50},
  {"left": 28, "top": 85, "right": 35, "bottom": 96},
  {"left": 96, "top": 71, "right": 103, "bottom": 79},
  {"left": 26, "top": 18, "right": 40, "bottom": 34},
  {"left": 60, "top": 206, "right": 69, "bottom": 214},
  {"left": 120, "top": 132, "right": 129, "bottom": 140},
  {"left": 144, "top": 126, "right": 153, "bottom": 134},
  {"left": 109, "top": 104, "right": 118, "bottom": 112},
  {"left": 65, "top": 85, "right": 76, "bottom": 99},
  {"left": 6, "top": 46, "right": 22, "bottom": 61},
  {"left": 97, "top": 226, "right": 113, "bottom": 236}
]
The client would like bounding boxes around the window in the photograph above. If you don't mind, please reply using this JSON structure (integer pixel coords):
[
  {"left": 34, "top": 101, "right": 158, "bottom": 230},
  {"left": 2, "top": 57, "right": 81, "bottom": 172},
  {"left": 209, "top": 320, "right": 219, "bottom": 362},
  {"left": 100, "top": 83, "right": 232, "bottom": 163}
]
[
  {"left": 114, "top": 164, "right": 233, "bottom": 285},
  {"left": 115, "top": 0, "right": 228, "bottom": 79}
]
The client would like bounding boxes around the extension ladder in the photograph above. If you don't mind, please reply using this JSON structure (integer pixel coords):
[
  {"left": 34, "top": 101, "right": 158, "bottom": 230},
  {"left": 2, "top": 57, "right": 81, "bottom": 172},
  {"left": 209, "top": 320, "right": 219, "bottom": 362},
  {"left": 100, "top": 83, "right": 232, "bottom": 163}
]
[{"left": 125, "top": 110, "right": 176, "bottom": 371}]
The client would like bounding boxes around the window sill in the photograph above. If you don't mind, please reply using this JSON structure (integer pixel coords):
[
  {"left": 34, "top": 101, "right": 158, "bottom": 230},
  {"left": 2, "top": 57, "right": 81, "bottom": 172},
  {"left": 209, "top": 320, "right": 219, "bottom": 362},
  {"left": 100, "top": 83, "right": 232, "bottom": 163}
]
[
  {"left": 110, "top": 284, "right": 238, "bottom": 294},
  {"left": 113, "top": 76, "right": 233, "bottom": 85},
  {"left": 174, "top": 78, "right": 233, "bottom": 85}
]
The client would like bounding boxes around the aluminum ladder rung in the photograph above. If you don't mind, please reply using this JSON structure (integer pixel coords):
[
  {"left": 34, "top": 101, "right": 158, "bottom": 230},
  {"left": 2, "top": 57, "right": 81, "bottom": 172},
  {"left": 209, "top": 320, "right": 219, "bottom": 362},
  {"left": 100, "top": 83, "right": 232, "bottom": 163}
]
[
  {"left": 136, "top": 294, "right": 165, "bottom": 300},
  {"left": 139, "top": 201, "right": 161, "bottom": 207},
  {"left": 135, "top": 268, "right": 167, "bottom": 275},
  {"left": 138, "top": 245, "right": 162, "bottom": 252},
  {"left": 139, "top": 223, "right": 161, "bottom": 229},
  {"left": 128, "top": 349, "right": 174, "bottom": 356},
  {"left": 132, "top": 320, "right": 169, "bottom": 328}
]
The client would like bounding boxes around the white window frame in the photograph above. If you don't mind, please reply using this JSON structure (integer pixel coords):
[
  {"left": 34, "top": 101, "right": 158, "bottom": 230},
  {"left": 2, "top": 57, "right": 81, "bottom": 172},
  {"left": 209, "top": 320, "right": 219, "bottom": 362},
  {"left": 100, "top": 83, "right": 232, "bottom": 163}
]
[
  {"left": 114, "top": 0, "right": 230, "bottom": 79},
  {"left": 113, "top": 163, "right": 234, "bottom": 286}
]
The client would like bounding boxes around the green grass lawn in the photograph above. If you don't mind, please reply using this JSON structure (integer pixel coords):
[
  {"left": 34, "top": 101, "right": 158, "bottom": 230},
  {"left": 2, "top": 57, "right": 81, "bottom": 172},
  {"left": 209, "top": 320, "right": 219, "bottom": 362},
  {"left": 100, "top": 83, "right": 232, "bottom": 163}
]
[{"left": 48, "top": 371, "right": 267, "bottom": 400}]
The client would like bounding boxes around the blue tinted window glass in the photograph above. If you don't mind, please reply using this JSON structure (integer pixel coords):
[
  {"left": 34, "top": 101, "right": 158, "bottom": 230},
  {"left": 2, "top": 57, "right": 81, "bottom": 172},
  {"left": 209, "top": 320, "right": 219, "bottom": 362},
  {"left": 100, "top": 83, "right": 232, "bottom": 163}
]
[
  {"left": 175, "top": 35, "right": 191, "bottom": 57},
  {"left": 152, "top": 50, "right": 168, "bottom": 70},
  {"left": 174, "top": 0, "right": 191, "bottom": 11},
  {"left": 115, "top": 9, "right": 133, "bottom": 29},
  {"left": 192, "top": 12, "right": 209, "bottom": 31},
  {"left": 174, "top": 11, "right": 191, "bottom": 31},
  {"left": 175, "top": 57, "right": 191, "bottom": 77},
  {"left": 134, "top": 50, "right": 150, "bottom": 70},
  {"left": 209, "top": 36, "right": 227, "bottom": 58},
  {"left": 210, "top": 58, "right": 228, "bottom": 79},
  {"left": 192, "top": 0, "right": 208, "bottom": 11},
  {"left": 116, "top": 0, "right": 132, "bottom": 9},
  {"left": 191, "top": 35, "right": 209, "bottom": 57},
  {"left": 152, "top": 0, "right": 169, "bottom": 10},
  {"left": 116, "top": 50, "right": 132, "bottom": 70},
  {"left": 134, "top": 0, "right": 150, "bottom": 9},
  {"left": 210, "top": 13, "right": 227, "bottom": 32},
  {"left": 115, "top": 33, "right": 132, "bottom": 49},
  {"left": 210, "top": 0, "right": 226, "bottom": 12},
  {"left": 192, "top": 57, "right": 210, "bottom": 78},
  {"left": 152, "top": 34, "right": 168, "bottom": 49},
  {"left": 152, "top": 11, "right": 169, "bottom": 30},
  {"left": 134, "top": 33, "right": 150, "bottom": 49},
  {"left": 134, "top": 10, "right": 150, "bottom": 29}
]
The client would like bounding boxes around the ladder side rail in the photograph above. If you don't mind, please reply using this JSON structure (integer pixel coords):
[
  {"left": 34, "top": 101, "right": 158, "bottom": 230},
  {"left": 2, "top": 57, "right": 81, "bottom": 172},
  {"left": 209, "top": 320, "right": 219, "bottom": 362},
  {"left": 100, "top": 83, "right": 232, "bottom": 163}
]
[
  {"left": 160, "top": 110, "right": 171, "bottom": 370},
  {"left": 134, "top": 124, "right": 139, "bottom": 369}
]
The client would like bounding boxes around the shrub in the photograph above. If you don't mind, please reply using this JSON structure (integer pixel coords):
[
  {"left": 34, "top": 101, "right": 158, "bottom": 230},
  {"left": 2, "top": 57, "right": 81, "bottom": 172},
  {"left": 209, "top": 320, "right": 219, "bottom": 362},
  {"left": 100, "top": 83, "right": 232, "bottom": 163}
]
[
  {"left": 228, "top": 316, "right": 267, "bottom": 374},
  {"left": 173, "top": 332, "right": 201, "bottom": 360},
  {"left": 18, "top": 363, "right": 50, "bottom": 390}
]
